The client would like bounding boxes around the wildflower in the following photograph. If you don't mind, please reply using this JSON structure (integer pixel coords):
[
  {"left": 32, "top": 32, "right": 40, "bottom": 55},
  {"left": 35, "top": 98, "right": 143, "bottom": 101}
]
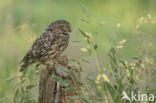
[
  {"left": 139, "top": 17, "right": 144, "bottom": 23},
  {"left": 136, "top": 75, "right": 139, "bottom": 80},
  {"left": 101, "top": 74, "right": 110, "bottom": 83},
  {"left": 119, "top": 39, "right": 127, "bottom": 45},
  {"left": 95, "top": 80, "right": 99, "bottom": 84},
  {"left": 116, "top": 23, "right": 120, "bottom": 29},
  {"left": 86, "top": 46, "right": 90, "bottom": 49},
  {"left": 84, "top": 37, "right": 88, "bottom": 41},
  {"left": 126, "top": 69, "right": 130, "bottom": 78},
  {"left": 125, "top": 61, "right": 128, "bottom": 66},
  {"left": 80, "top": 48, "right": 88, "bottom": 52},
  {"left": 119, "top": 63, "right": 124, "bottom": 67},
  {"left": 97, "top": 86, "right": 101, "bottom": 89},
  {"left": 96, "top": 74, "right": 110, "bottom": 83},
  {"left": 116, "top": 45, "right": 123, "bottom": 49},
  {"left": 96, "top": 75, "right": 101, "bottom": 84},
  {"left": 147, "top": 14, "right": 152, "bottom": 20},
  {"left": 144, "top": 57, "right": 153, "bottom": 64},
  {"left": 96, "top": 74, "right": 101, "bottom": 81},
  {"left": 20, "top": 23, "right": 28, "bottom": 31},
  {"left": 116, "top": 39, "right": 127, "bottom": 49},
  {"left": 140, "top": 64, "right": 145, "bottom": 68},
  {"left": 136, "top": 17, "right": 144, "bottom": 29},
  {"left": 136, "top": 24, "right": 140, "bottom": 29},
  {"left": 85, "top": 32, "right": 92, "bottom": 39},
  {"left": 149, "top": 61, "right": 153, "bottom": 64},
  {"left": 29, "top": 35, "right": 36, "bottom": 42},
  {"left": 103, "top": 68, "right": 106, "bottom": 72},
  {"left": 130, "top": 63, "right": 135, "bottom": 67}
]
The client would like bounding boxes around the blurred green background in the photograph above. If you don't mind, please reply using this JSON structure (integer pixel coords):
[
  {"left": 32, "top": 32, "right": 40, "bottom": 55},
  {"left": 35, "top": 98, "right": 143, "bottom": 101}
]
[{"left": 0, "top": 0, "right": 156, "bottom": 100}]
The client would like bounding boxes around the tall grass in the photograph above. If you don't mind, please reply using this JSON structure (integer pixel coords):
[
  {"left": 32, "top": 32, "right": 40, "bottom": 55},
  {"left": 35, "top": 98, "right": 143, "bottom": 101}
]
[{"left": 76, "top": 14, "right": 156, "bottom": 103}]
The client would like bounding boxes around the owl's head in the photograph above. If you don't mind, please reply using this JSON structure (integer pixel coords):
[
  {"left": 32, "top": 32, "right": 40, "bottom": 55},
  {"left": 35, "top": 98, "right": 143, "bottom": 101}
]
[{"left": 51, "top": 20, "right": 71, "bottom": 33}]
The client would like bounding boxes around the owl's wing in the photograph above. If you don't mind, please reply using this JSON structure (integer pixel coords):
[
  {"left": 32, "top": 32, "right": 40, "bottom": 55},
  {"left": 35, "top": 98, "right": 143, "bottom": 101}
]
[
  {"left": 30, "top": 31, "right": 63, "bottom": 63},
  {"left": 20, "top": 31, "right": 54, "bottom": 63},
  {"left": 31, "top": 31, "right": 56, "bottom": 58},
  {"left": 20, "top": 30, "right": 66, "bottom": 72}
]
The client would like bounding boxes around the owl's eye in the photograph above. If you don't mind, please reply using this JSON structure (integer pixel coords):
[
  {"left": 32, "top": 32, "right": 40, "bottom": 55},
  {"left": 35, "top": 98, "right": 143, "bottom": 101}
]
[
  {"left": 64, "top": 25, "right": 68, "bottom": 31},
  {"left": 58, "top": 25, "right": 65, "bottom": 30}
]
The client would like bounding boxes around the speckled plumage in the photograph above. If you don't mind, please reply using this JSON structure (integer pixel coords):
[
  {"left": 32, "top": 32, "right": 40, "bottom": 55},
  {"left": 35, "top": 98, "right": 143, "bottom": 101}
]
[{"left": 20, "top": 20, "right": 71, "bottom": 72}]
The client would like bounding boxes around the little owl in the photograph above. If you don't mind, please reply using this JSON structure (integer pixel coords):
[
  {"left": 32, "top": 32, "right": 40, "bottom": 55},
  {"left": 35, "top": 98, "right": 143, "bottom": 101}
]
[{"left": 20, "top": 20, "right": 71, "bottom": 72}]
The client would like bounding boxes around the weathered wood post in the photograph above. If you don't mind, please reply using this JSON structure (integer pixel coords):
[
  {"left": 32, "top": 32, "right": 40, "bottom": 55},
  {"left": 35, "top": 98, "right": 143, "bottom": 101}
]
[{"left": 38, "top": 56, "right": 81, "bottom": 103}]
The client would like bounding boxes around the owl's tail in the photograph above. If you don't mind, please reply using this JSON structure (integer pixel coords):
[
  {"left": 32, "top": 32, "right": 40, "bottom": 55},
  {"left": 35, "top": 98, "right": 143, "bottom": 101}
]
[
  {"left": 20, "top": 62, "right": 28, "bottom": 72},
  {"left": 20, "top": 52, "right": 34, "bottom": 72}
]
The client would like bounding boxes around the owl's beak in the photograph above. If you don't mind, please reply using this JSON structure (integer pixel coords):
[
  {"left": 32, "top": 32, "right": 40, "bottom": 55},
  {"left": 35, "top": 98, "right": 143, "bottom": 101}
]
[{"left": 68, "top": 25, "right": 72, "bottom": 32}]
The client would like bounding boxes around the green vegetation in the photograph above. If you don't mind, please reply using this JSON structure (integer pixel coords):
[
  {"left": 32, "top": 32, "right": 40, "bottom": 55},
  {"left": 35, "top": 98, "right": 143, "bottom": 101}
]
[{"left": 0, "top": 0, "right": 156, "bottom": 103}]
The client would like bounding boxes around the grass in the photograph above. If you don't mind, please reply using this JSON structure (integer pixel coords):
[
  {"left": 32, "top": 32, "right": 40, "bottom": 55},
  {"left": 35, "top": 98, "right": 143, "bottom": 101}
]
[{"left": 77, "top": 26, "right": 156, "bottom": 102}]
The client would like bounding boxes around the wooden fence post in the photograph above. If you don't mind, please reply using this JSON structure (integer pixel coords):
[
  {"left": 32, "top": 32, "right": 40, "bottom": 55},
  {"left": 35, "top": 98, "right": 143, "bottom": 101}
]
[{"left": 38, "top": 56, "right": 81, "bottom": 103}]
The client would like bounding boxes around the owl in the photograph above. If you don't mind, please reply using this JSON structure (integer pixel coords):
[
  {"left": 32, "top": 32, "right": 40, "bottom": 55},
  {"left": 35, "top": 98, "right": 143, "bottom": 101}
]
[{"left": 20, "top": 20, "right": 71, "bottom": 72}]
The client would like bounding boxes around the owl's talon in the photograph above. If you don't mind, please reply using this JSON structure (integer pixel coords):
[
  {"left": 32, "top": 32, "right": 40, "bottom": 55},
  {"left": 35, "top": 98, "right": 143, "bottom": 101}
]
[{"left": 55, "top": 66, "right": 70, "bottom": 79}]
